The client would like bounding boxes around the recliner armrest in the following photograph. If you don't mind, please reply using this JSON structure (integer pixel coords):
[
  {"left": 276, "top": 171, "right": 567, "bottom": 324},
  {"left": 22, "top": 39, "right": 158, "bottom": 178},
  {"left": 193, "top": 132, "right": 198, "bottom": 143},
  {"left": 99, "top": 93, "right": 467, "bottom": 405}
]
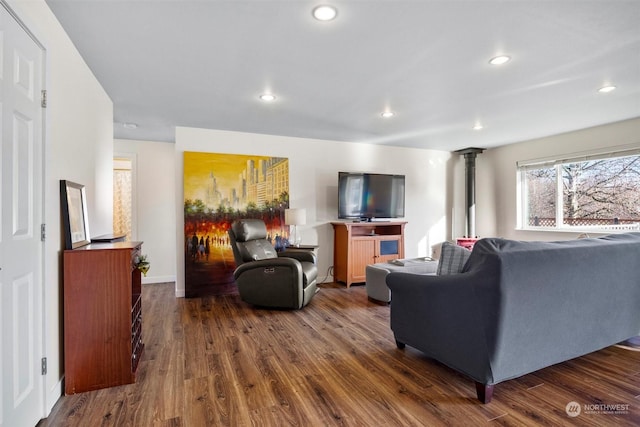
[
  {"left": 233, "top": 257, "right": 302, "bottom": 280},
  {"left": 278, "top": 249, "right": 317, "bottom": 264}
]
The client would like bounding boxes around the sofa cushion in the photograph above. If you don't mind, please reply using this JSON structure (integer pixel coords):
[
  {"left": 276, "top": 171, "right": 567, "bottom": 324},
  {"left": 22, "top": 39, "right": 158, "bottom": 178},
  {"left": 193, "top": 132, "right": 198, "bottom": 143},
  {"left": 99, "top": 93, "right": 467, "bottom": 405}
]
[{"left": 437, "top": 241, "right": 471, "bottom": 275}]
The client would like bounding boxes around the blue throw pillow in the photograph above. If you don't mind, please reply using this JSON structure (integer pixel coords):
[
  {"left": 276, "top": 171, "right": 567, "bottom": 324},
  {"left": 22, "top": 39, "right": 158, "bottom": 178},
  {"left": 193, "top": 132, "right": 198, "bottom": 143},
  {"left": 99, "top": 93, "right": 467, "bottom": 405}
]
[{"left": 436, "top": 241, "right": 471, "bottom": 275}]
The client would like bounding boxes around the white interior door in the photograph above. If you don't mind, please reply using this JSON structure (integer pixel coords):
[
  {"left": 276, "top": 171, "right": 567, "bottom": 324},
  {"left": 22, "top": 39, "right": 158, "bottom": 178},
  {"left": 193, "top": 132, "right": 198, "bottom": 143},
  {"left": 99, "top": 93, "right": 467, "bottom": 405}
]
[{"left": 0, "top": 3, "right": 45, "bottom": 427}]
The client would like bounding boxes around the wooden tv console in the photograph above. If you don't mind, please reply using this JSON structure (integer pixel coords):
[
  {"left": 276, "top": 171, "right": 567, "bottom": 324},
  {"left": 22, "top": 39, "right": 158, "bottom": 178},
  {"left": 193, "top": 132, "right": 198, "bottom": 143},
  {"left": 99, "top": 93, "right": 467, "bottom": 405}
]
[{"left": 331, "top": 221, "right": 406, "bottom": 287}]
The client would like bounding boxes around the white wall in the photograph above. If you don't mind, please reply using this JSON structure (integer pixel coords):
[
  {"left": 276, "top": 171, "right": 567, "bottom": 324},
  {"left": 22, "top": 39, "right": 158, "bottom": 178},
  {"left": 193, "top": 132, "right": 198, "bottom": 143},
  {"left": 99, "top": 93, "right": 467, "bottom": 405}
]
[
  {"left": 471, "top": 117, "right": 640, "bottom": 241},
  {"left": 114, "top": 139, "right": 176, "bottom": 284},
  {"left": 7, "top": 0, "right": 114, "bottom": 414},
  {"left": 174, "top": 126, "right": 452, "bottom": 297}
]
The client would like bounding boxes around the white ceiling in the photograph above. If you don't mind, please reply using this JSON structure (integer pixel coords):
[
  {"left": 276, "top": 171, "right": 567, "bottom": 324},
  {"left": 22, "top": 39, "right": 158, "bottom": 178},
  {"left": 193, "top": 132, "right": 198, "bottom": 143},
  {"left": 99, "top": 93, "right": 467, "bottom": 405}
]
[{"left": 45, "top": 0, "right": 640, "bottom": 151}]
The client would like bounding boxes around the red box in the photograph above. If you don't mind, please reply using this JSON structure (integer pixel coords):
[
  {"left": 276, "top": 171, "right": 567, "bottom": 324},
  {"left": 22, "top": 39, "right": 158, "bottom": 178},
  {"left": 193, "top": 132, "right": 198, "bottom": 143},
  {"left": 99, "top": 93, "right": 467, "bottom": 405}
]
[{"left": 456, "top": 237, "right": 479, "bottom": 251}]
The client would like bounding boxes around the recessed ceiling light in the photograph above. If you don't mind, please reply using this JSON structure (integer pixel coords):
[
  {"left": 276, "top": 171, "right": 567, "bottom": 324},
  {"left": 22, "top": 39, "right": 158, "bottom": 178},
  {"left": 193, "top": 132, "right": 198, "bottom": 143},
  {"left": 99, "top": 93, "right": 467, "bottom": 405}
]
[
  {"left": 381, "top": 111, "right": 395, "bottom": 118},
  {"left": 122, "top": 122, "right": 138, "bottom": 129},
  {"left": 489, "top": 55, "right": 511, "bottom": 65},
  {"left": 259, "top": 93, "right": 276, "bottom": 102},
  {"left": 598, "top": 85, "right": 616, "bottom": 93},
  {"left": 473, "top": 123, "right": 484, "bottom": 130},
  {"left": 312, "top": 5, "right": 338, "bottom": 21}
]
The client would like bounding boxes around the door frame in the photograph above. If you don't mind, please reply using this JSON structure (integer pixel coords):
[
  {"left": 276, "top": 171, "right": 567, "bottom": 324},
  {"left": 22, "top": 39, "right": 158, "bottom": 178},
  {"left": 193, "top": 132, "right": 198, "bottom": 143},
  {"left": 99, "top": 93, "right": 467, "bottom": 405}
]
[{"left": 114, "top": 152, "right": 138, "bottom": 241}]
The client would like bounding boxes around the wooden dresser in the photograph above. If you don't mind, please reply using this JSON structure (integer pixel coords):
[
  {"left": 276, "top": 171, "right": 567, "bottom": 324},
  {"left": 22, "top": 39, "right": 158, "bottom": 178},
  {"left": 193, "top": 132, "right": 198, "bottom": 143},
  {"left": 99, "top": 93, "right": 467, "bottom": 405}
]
[{"left": 63, "top": 241, "right": 144, "bottom": 394}]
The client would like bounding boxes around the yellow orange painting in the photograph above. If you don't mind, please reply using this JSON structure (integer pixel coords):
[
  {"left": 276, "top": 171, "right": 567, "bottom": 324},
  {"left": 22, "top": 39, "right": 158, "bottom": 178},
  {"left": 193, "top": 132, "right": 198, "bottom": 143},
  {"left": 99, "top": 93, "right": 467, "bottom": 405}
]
[{"left": 183, "top": 151, "right": 290, "bottom": 297}]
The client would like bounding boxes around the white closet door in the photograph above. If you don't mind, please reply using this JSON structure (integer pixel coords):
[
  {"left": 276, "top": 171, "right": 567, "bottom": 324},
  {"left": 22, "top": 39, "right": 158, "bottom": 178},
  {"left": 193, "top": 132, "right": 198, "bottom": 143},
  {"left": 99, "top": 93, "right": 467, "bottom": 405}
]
[{"left": 0, "top": 3, "right": 45, "bottom": 427}]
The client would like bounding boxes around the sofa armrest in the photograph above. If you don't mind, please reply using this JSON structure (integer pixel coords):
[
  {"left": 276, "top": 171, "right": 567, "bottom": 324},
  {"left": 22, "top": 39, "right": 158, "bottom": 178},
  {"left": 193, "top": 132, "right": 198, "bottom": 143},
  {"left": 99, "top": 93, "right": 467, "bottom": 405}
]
[{"left": 386, "top": 271, "right": 495, "bottom": 384}]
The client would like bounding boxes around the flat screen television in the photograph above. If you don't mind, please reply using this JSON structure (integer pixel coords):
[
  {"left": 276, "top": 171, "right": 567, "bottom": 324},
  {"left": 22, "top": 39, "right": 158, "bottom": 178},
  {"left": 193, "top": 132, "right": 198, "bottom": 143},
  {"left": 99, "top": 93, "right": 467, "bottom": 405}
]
[{"left": 338, "top": 172, "right": 405, "bottom": 220}]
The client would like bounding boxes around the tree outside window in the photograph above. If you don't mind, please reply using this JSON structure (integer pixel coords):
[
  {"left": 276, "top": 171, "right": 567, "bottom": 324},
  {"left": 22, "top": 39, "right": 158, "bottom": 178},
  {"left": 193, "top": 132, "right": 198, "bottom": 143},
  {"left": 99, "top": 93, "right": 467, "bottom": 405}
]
[
  {"left": 521, "top": 152, "right": 640, "bottom": 231},
  {"left": 526, "top": 167, "right": 556, "bottom": 227}
]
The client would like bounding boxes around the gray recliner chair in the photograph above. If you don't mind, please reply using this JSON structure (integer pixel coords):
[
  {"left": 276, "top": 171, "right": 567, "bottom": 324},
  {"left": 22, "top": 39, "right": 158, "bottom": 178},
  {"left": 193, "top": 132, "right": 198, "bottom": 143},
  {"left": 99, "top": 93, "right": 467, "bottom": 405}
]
[{"left": 228, "top": 219, "right": 318, "bottom": 309}]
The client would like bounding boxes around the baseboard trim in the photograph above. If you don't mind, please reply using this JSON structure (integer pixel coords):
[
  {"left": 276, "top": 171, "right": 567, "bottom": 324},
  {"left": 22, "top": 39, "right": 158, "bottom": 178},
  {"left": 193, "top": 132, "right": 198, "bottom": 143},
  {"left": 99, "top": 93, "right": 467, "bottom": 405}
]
[
  {"left": 141, "top": 275, "right": 176, "bottom": 285},
  {"left": 45, "top": 376, "right": 63, "bottom": 417}
]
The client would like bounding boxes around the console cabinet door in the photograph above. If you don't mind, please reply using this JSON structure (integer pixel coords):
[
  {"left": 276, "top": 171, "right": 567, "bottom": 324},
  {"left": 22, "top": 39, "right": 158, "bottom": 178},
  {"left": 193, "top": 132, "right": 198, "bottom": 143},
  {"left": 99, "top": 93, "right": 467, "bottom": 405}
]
[
  {"left": 377, "top": 236, "right": 403, "bottom": 264},
  {"left": 351, "top": 239, "right": 376, "bottom": 283}
]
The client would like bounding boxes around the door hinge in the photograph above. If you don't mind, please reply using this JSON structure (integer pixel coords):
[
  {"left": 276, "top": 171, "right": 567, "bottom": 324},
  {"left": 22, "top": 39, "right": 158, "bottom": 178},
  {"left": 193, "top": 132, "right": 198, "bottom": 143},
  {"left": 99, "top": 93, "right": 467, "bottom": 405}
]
[
  {"left": 41, "top": 89, "right": 47, "bottom": 108},
  {"left": 41, "top": 224, "right": 46, "bottom": 241},
  {"left": 41, "top": 357, "right": 47, "bottom": 375}
]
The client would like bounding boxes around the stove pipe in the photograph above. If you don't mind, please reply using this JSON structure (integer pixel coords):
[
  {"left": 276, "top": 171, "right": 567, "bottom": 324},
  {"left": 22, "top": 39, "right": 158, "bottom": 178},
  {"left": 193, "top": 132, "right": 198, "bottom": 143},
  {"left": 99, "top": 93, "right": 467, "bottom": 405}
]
[{"left": 455, "top": 148, "right": 484, "bottom": 238}]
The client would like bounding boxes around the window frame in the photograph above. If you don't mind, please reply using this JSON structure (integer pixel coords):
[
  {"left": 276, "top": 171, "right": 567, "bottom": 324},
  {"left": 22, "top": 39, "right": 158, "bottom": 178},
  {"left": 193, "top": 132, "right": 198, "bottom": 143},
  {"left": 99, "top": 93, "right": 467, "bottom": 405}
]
[{"left": 517, "top": 145, "right": 640, "bottom": 233}]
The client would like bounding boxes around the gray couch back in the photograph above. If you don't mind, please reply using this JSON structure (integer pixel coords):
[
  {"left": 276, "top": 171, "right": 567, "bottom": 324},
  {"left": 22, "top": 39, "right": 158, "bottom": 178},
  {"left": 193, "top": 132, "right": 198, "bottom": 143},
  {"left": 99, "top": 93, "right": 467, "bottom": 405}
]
[{"left": 465, "top": 232, "right": 640, "bottom": 383}]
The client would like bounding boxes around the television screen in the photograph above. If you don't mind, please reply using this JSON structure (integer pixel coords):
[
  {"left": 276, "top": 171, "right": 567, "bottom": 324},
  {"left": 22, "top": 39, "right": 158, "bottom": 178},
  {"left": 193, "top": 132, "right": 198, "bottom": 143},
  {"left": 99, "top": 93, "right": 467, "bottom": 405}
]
[{"left": 338, "top": 172, "right": 405, "bottom": 220}]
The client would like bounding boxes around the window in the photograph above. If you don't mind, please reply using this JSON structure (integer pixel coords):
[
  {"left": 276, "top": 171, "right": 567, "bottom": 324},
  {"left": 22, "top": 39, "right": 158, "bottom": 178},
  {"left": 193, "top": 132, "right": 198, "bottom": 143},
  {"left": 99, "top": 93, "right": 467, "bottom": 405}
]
[{"left": 518, "top": 147, "right": 640, "bottom": 232}]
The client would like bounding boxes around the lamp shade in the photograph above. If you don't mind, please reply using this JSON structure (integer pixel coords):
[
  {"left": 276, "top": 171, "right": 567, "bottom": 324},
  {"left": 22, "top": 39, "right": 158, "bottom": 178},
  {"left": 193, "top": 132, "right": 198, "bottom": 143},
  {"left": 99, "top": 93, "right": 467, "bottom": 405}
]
[{"left": 285, "top": 208, "right": 306, "bottom": 226}]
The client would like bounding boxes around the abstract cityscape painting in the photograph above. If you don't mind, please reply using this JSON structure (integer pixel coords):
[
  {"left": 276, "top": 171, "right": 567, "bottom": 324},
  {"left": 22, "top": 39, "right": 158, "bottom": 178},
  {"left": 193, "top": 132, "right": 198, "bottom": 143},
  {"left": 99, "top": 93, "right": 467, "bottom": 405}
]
[{"left": 183, "top": 151, "right": 290, "bottom": 297}]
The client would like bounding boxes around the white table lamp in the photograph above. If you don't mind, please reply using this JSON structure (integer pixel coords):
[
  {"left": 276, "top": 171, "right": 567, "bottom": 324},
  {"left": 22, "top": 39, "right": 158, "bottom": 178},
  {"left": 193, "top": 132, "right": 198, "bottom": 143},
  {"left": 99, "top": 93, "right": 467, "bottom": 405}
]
[{"left": 285, "top": 208, "right": 306, "bottom": 247}]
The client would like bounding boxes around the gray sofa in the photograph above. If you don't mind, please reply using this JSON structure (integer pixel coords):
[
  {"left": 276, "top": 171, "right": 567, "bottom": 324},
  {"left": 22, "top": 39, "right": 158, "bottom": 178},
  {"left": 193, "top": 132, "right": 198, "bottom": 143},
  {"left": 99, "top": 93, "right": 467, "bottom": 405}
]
[{"left": 386, "top": 232, "right": 640, "bottom": 403}]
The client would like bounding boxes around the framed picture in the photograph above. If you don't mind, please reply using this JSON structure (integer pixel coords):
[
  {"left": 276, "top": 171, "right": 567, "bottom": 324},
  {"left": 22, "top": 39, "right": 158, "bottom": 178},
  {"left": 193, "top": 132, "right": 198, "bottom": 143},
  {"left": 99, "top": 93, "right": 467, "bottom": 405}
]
[{"left": 60, "top": 180, "right": 91, "bottom": 249}]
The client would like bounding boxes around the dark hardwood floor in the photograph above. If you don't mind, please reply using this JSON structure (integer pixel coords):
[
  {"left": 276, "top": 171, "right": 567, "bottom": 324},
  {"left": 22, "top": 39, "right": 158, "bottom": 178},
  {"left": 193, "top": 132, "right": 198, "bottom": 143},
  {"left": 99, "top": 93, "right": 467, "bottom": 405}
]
[{"left": 41, "top": 282, "right": 640, "bottom": 426}]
